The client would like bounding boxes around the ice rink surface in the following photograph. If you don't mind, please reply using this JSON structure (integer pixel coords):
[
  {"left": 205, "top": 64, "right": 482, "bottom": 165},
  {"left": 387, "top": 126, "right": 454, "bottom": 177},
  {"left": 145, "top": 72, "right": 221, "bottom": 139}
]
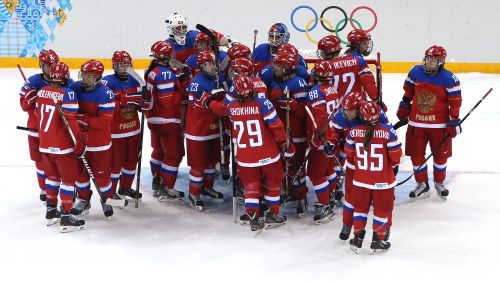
[{"left": 1, "top": 68, "right": 499, "bottom": 281}]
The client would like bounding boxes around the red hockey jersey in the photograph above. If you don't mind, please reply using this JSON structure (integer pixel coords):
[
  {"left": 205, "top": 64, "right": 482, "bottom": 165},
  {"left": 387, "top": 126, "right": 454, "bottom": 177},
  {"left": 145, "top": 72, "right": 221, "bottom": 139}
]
[
  {"left": 345, "top": 123, "right": 402, "bottom": 189},
  {"left": 403, "top": 65, "right": 462, "bottom": 128},
  {"left": 330, "top": 54, "right": 377, "bottom": 99},
  {"left": 36, "top": 86, "right": 80, "bottom": 155},
  {"left": 227, "top": 97, "right": 286, "bottom": 167}
]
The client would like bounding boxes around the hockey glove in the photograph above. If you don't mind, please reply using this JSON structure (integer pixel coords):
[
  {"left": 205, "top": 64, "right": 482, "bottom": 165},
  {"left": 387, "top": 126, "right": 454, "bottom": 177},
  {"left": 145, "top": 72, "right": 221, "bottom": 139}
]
[
  {"left": 73, "top": 132, "right": 88, "bottom": 158},
  {"left": 309, "top": 131, "right": 324, "bottom": 150},
  {"left": 76, "top": 114, "right": 89, "bottom": 131},
  {"left": 396, "top": 100, "right": 411, "bottom": 120},
  {"left": 21, "top": 87, "right": 38, "bottom": 111},
  {"left": 323, "top": 141, "right": 336, "bottom": 157},
  {"left": 194, "top": 92, "right": 214, "bottom": 109},
  {"left": 276, "top": 97, "right": 298, "bottom": 111},
  {"left": 373, "top": 98, "right": 388, "bottom": 112},
  {"left": 280, "top": 142, "right": 296, "bottom": 159},
  {"left": 211, "top": 88, "right": 226, "bottom": 101},
  {"left": 446, "top": 118, "right": 462, "bottom": 138}
]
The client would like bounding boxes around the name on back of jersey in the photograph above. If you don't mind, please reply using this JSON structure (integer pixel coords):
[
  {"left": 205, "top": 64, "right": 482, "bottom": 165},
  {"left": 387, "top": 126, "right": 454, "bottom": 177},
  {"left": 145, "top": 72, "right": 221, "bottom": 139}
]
[{"left": 350, "top": 128, "right": 390, "bottom": 140}]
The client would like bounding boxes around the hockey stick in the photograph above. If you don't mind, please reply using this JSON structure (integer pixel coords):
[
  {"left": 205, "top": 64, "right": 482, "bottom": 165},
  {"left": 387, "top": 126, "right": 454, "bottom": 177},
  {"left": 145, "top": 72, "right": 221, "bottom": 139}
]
[
  {"left": 196, "top": 24, "right": 227, "bottom": 183},
  {"left": 376, "top": 52, "right": 382, "bottom": 103},
  {"left": 49, "top": 93, "right": 123, "bottom": 217},
  {"left": 16, "top": 125, "right": 37, "bottom": 132},
  {"left": 126, "top": 68, "right": 147, "bottom": 208},
  {"left": 396, "top": 88, "right": 493, "bottom": 187},
  {"left": 253, "top": 30, "right": 258, "bottom": 52},
  {"left": 17, "top": 64, "right": 27, "bottom": 82},
  {"left": 393, "top": 117, "right": 409, "bottom": 130},
  {"left": 284, "top": 86, "right": 291, "bottom": 199}
]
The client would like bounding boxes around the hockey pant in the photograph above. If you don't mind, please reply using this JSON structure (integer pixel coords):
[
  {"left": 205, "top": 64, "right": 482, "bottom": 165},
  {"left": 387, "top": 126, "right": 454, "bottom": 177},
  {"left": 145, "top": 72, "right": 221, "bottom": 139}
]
[
  {"left": 239, "top": 160, "right": 284, "bottom": 216},
  {"left": 42, "top": 153, "right": 79, "bottom": 212},
  {"left": 28, "top": 134, "right": 46, "bottom": 193},
  {"left": 285, "top": 141, "right": 307, "bottom": 200},
  {"left": 186, "top": 138, "right": 220, "bottom": 195},
  {"left": 352, "top": 186, "right": 394, "bottom": 240},
  {"left": 405, "top": 126, "right": 451, "bottom": 183},
  {"left": 306, "top": 149, "right": 338, "bottom": 205},
  {"left": 148, "top": 123, "right": 184, "bottom": 190},
  {"left": 75, "top": 149, "right": 113, "bottom": 200},
  {"left": 111, "top": 133, "right": 141, "bottom": 192}
]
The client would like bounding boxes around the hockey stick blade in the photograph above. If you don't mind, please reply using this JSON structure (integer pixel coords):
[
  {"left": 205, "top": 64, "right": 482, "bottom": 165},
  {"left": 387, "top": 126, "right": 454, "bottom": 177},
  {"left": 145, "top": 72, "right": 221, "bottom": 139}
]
[{"left": 393, "top": 117, "right": 408, "bottom": 130}]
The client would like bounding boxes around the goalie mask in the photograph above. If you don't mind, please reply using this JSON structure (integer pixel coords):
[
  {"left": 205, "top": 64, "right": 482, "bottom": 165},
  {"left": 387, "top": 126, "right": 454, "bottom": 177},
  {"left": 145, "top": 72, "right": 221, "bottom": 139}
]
[{"left": 166, "top": 13, "right": 188, "bottom": 45}]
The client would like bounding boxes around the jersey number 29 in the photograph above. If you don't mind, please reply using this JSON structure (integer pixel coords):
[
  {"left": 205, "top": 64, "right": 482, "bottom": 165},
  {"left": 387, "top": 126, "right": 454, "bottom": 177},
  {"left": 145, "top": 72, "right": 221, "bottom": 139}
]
[{"left": 233, "top": 120, "right": 263, "bottom": 148}]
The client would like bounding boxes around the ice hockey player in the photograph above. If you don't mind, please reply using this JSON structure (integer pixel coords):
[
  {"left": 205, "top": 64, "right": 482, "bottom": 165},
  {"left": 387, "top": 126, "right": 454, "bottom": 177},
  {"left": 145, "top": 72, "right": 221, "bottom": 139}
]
[
  {"left": 342, "top": 30, "right": 383, "bottom": 109},
  {"left": 258, "top": 43, "right": 310, "bottom": 89},
  {"left": 317, "top": 35, "right": 342, "bottom": 61},
  {"left": 19, "top": 49, "right": 60, "bottom": 202},
  {"left": 253, "top": 23, "right": 308, "bottom": 72},
  {"left": 304, "top": 61, "right": 340, "bottom": 224},
  {"left": 144, "top": 41, "right": 186, "bottom": 201},
  {"left": 396, "top": 45, "right": 462, "bottom": 200},
  {"left": 186, "top": 30, "right": 228, "bottom": 74},
  {"left": 226, "top": 75, "right": 293, "bottom": 233},
  {"left": 331, "top": 91, "right": 389, "bottom": 241},
  {"left": 70, "top": 60, "right": 115, "bottom": 217},
  {"left": 186, "top": 50, "right": 227, "bottom": 210},
  {"left": 345, "top": 101, "right": 402, "bottom": 254},
  {"left": 165, "top": 13, "right": 235, "bottom": 63},
  {"left": 36, "top": 62, "right": 86, "bottom": 232},
  {"left": 269, "top": 52, "right": 309, "bottom": 217},
  {"left": 101, "top": 51, "right": 143, "bottom": 201}
]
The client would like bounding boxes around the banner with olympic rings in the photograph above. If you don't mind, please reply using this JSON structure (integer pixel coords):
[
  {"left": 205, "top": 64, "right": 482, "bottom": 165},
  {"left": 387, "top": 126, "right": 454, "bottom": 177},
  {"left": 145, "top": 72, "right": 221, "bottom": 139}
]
[{"left": 290, "top": 5, "right": 378, "bottom": 45}]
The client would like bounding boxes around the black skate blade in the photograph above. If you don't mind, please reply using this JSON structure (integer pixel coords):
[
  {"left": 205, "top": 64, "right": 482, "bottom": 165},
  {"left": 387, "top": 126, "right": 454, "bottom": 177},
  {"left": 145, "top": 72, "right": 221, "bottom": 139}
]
[
  {"left": 409, "top": 192, "right": 430, "bottom": 201},
  {"left": 159, "top": 196, "right": 183, "bottom": 203},
  {"left": 189, "top": 202, "right": 203, "bottom": 212},
  {"left": 370, "top": 248, "right": 389, "bottom": 255},
  {"left": 265, "top": 222, "right": 286, "bottom": 230},
  {"left": 105, "top": 197, "right": 127, "bottom": 207},
  {"left": 350, "top": 245, "right": 361, "bottom": 254},
  {"left": 252, "top": 228, "right": 263, "bottom": 238},
  {"left": 46, "top": 218, "right": 60, "bottom": 226},
  {"left": 60, "top": 225, "right": 85, "bottom": 233},
  {"left": 314, "top": 214, "right": 335, "bottom": 225}
]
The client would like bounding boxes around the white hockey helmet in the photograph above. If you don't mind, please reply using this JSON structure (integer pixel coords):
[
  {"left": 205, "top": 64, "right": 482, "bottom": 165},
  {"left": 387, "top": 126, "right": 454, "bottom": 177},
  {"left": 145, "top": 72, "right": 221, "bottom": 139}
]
[{"left": 166, "top": 13, "right": 188, "bottom": 45}]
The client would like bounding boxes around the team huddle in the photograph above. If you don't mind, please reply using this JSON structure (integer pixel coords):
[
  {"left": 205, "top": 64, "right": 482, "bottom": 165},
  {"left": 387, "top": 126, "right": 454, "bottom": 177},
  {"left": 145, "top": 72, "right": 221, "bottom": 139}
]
[{"left": 18, "top": 12, "right": 462, "bottom": 254}]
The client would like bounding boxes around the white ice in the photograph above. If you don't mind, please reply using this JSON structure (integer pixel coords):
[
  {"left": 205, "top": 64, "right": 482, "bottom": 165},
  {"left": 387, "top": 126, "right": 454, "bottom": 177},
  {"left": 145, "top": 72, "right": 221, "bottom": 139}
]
[{"left": 1, "top": 68, "right": 499, "bottom": 281}]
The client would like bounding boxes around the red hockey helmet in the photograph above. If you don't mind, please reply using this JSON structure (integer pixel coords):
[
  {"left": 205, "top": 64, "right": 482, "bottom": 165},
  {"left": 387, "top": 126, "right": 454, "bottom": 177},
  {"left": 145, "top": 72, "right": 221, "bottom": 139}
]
[
  {"left": 312, "top": 60, "right": 334, "bottom": 80},
  {"left": 233, "top": 75, "right": 254, "bottom": 98},
  {"left": 81, "top": 60, "right": 104, "bottom": 78},
  {"left": 151, "top": 41, "right": 175, "bottom": 60},
  {"left": 423, "top": 45, "right": 447, "bottom": 75},
  {"left": 112, "top": 50, "right": 132, "bottom": 65},
  {"left": 359, "top": 101, "right": 380, "bottom": 124},
  {"left": 277, "top": 43, "right": 299, "bottom": 58},
  {"left": 39, "top": 49, "right": 59, "bottom": 65},
  {"left": 347, "top": 29, "right": 373, "bottom": 56},
  {"left": 272, "top": 52, "right": 298, "bottom": 70},
  {"left": 49, "top": 62, "right": 70, "bottom": 83},
  {"left": 195, "top": 31, "right": 213, "bottom": 51},
  {"left": 197, "top": 50, "right": 216, "bottom": 66},
  {"left": 229, "top": 57, "right": 255, "bottom": 79},
  {"left": 343, "top": 91, "right": 365, "bottom": 110},
  {"left": 317, "top": 35, "right": 342, "bottom": 59},
  {"left": 227, "top": 44, "right": 251, "bottom": 60}
]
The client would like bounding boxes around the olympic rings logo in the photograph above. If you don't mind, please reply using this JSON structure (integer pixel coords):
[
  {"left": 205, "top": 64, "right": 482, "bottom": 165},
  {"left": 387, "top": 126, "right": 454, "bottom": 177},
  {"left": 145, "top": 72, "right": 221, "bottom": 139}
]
[{"left": 290, "top": 5, "right": 378, "bottom": 45}]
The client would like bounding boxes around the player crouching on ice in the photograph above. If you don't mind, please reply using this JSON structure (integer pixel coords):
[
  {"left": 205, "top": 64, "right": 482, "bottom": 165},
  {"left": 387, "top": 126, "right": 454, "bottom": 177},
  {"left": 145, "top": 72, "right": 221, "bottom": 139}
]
[
  {"left": 36, "top": 62, "right": 86, "bottom": 232},
  {"left": 345, "top": 102, "right": 402, "bottom": 254},
  {"left": 225, "top": 75, "right": 293, "bottom": 233}
]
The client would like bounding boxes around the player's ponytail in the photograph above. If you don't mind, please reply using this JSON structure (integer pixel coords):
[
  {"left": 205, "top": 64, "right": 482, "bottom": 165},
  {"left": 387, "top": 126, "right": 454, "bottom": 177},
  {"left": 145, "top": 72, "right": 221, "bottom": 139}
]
[
  {"left": 144, "top": 59, "right": 159, "bottom": 82},
  {"left": 363, "top": 124, "right": 374, "bottom": 151}
]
